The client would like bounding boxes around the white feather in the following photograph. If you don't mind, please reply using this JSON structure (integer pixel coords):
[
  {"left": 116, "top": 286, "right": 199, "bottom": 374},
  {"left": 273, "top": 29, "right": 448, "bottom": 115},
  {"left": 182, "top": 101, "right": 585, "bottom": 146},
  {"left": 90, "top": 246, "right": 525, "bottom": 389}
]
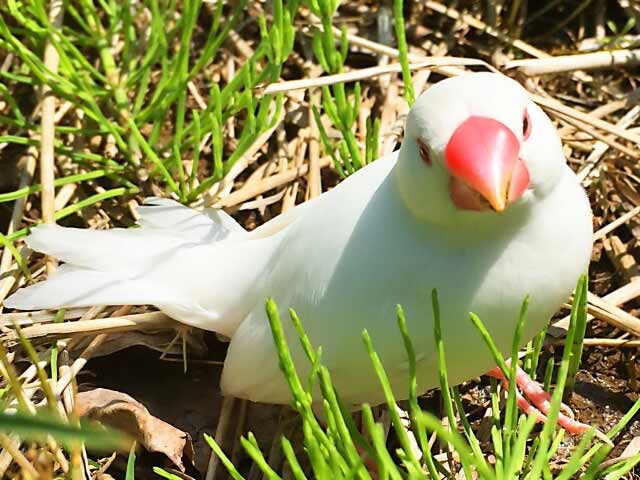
[
  {"left": 4, "top": 198, "right": 271, "bottom": 334},
  {"left": 5, "top": 266, "right": 176, "bottom": 310}
]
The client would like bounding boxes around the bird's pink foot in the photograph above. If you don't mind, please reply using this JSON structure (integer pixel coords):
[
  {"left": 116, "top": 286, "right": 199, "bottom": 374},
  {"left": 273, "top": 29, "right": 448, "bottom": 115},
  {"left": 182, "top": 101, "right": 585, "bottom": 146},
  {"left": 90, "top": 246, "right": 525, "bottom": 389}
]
[{"left": 485, "top": 362, "right": 609, "bottom": 443}]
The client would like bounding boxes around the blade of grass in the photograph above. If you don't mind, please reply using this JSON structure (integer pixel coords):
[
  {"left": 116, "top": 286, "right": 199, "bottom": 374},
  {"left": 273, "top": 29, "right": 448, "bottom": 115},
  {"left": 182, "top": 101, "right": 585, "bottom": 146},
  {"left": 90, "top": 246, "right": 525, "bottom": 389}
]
[
  {"left": 126, "top": 442, "right": 136, "bottom": 480},
  {"left": 396, "top": 305, "right": 440, "bottom": 479},
  {"left": 392, "top": 0, "right": 415, "bottom": 105},
  {"left": 0, "top": 411, "right": 128, "bottom": 450},
  {"left": 529, "top": 275, "right": 588, "bottom": 480},
  {"left": 203, "top": 433, "right": 246, "bottom": 480},
  {"left": 362, "top": 328, "right": 422, "bottom": 470}
]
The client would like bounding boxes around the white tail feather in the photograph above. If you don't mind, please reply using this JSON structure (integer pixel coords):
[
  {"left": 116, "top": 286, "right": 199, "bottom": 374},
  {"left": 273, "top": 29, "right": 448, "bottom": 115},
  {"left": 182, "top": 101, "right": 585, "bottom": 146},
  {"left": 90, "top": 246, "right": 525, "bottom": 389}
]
[
  {"left": 4, "top": 199, "right": 248, "bottom": 315},
  {"left": 4, "top": 267, "right": 177, "bottom": 310},
  {"left": 136, "top": 197, "right": 244, "bottom": 239},
  {"left": 24, "top": 225, "right": 186, "bottom": 274}
]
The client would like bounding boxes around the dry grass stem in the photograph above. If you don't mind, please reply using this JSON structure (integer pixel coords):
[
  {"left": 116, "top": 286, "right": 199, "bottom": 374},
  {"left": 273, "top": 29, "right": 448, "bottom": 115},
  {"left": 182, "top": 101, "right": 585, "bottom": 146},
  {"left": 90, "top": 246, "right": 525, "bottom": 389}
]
[
  {"left": 593, "top": 206, "right": 640, "bottom": 241},
  {"left": 2, "top": 311, "right": 174, "bottom": 342},
  {"left": 578, "top": 105, "right": 640, "bottom": 183},
  {"left": 551, "top": 338, "right": 640, "bottom": 348},
  {"left": 0, "top": 307, "right": 89, "bottom": 326},
  {"left": 604, "top": 235, "right": 640, "bottom": 282},
  {"left": 262, "top": 58, "right": 490, "bottom": 95},
  {"left": 205, "top": 396, "right": 236, "bottom": 480},
  {"left": 0, "top": 433, "right": 39, "bottom": 479},
  {"left": 336, "top": 29, "right": 472, "bottom": 78},
  {"left": 505, "top": 49, "right": 640, "bottom": 75},
  {"left": 0, "top": 435, "right": 22, "bottom": 478},
  {"left": 215, "top": 156, "right": 332, "bottom": 208},
  {"left": 532, "top": 93, "right": 640, "bottom": 146},
  {"left": 54, "top": 333, "right": 107, "bottom": 398},
  {"left": 230, "top": 400, "right": 248, "bottom": 466},
  {"left": 424, "top": 1, "right": 549, "bottom": 59},
  {"left": 551, "top": 280, "right": 640, "bottom": 336},
  {"left": 551, "top": 110, "right": 640, "bottom": 160},
  {"left": 586, "top": 292, "right": 640, "bottom": 337},
  {"left": 39, "top": 0, "right": 65, "bottom": 275},
  {"left": 0, "top": 152, "right": 37, "bottom": 305}
]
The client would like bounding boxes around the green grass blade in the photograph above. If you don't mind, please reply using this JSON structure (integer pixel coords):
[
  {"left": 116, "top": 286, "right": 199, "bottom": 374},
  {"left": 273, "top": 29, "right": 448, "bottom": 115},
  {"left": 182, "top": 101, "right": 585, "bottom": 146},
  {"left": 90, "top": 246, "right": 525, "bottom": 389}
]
[
  {"left": 396, "top": 305, "right": 440, "bottom": 479},
  {"left": 240, "top": 433, "right": 282, "bottom": 480},
  {"left": 203, "top": 433, "right": 246, "bottom": 480},
  {"left": 0, "top": 411, "right": 128, "bottom": 450},
  {"left": 362, "top": 329, "right": 421, "bottom": 469},
  {"left": 529, "top": 274, "right": 588, "bottom": 480},
  {"left": 281, "top": 437, "right": 308, "bottom": 480},
  {"left": 126, "top": 442, "right": 136, "bottom": 480},
  {"left": 392, "top": 0, "right": 415, "bottom": 105},
  {"left": 431, "top": 289, "right": 459, "bottom": 437}
]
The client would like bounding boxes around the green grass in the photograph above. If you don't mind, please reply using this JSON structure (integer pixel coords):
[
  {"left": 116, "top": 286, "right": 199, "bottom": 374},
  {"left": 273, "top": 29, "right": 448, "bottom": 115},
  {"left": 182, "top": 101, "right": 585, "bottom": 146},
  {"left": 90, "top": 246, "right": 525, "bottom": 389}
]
[
  {"left": 0, "top": 0, "right": 292, "bottom": 225},
  {"left": 308, "top": 0, "right": 381, "bottom": 177},
  {"left": 0, "top": 410, "right": 128, "bottom": 451},
  {"left": 203, "top": 276, "right": 640, "bottom": 479}
]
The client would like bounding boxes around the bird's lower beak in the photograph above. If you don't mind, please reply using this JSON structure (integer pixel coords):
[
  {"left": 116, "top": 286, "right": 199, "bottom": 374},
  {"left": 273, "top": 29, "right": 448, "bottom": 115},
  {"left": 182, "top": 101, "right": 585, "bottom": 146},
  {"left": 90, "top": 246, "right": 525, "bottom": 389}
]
[{"left": 445, "top": 116, "right": 530, "bottom": 212}]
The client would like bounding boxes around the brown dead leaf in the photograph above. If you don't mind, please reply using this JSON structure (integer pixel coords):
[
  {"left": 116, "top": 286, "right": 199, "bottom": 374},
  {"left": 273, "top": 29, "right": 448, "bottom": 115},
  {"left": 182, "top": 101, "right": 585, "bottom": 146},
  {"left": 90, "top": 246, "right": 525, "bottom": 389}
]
[
  {"left": 621, "top": 436, "right": 640, "bottom": 458},
  {"left": 599, "top": 435, "right": 640, "bottom": 469},
  {"left": 76, "top": 388, "right": 194, "bottom": 472}
]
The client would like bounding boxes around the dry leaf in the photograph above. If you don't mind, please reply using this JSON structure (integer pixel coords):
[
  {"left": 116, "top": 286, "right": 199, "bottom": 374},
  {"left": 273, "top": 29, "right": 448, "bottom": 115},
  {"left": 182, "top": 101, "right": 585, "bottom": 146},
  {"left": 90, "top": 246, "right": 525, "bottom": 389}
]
[
  {"left": 621, "top": 436, "right": 640, "bottom": 458},
  {"left": 76, "top": 388, "right": 194, "bottom": 472}
]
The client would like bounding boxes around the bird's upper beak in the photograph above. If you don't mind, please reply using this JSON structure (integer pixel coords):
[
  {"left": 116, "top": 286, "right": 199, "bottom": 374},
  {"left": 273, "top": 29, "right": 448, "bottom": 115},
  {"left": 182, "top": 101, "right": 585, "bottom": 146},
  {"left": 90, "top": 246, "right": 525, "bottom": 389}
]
[{"left": 445, "top": 116, "right": 530, "bottom": 212}]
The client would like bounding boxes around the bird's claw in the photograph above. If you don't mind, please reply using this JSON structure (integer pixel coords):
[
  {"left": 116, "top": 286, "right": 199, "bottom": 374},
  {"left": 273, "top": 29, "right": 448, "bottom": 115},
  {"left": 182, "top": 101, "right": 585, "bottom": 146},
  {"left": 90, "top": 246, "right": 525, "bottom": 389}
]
[{"left": 486, "top": 363, "right": 610, "bottom": 445}]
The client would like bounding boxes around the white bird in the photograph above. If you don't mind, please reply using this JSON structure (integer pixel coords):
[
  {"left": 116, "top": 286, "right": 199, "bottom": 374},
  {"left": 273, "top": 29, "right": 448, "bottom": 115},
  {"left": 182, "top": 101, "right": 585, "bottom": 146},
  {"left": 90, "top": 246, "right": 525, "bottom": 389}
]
[{"left": 5, "top": 73, "right": 592, "bottom": 425}]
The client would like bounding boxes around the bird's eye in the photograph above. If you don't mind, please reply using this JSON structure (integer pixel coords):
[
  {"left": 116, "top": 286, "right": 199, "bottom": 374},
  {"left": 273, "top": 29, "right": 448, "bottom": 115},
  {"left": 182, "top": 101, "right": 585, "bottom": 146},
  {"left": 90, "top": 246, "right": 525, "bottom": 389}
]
[
  {"left": 417, "top": 139, "right": 432, "bottom": 166},
  {"left": 522, "top": 110, "right": 531, "bottom": 140}
]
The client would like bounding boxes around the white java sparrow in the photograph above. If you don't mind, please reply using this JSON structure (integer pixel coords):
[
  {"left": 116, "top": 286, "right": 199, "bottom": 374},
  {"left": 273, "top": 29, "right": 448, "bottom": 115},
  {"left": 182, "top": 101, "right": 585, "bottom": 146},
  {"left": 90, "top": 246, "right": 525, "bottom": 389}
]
[{"left": 5, "top": 73, "right": 592, "bottom": 412}]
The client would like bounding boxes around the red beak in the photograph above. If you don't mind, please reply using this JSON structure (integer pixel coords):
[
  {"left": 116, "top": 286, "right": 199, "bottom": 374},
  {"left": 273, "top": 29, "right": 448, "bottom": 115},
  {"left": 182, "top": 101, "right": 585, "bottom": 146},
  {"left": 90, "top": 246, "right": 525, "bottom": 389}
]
[{"left": 445, "top": 116, "right": 530, "bottom": 212}]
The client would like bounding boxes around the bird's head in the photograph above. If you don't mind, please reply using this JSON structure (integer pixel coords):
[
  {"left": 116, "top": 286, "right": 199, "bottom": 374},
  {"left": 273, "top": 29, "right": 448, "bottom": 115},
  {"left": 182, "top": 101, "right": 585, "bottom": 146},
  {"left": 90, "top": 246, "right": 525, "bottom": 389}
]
[{"left": 396, "top": 73, "right": 565, "bottom": 228}]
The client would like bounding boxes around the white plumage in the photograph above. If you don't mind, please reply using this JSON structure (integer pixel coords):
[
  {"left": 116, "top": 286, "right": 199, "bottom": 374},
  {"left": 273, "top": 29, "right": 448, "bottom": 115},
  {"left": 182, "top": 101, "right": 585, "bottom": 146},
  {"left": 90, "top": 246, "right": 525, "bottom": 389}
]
[{"left": 5, "top": 73, "right": 592, "bottom": 406}]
